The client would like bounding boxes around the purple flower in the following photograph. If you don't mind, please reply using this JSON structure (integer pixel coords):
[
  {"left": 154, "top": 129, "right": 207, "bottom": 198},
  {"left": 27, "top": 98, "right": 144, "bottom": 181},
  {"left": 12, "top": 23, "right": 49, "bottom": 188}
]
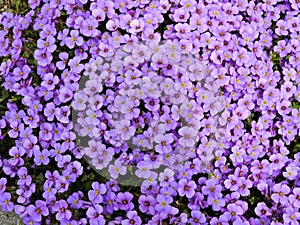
[
  {"left": 37, "top": 36, "right": 57, "bottom": 53},
  {"left": 55, "top": 106, "right": 71, "bottom": 124},
  {"left": 207, "top": 193, "right": 226, "bottom": 211},
  {"left": 88, "top": 182, "right": 107, "bottom": 204},
  {"left": 12, "top": 65, "right": 30, "bottom": 81},
  {"left": 42, "top": 182, "right": 57, "bottom": 200},
  {"left": 129, "top": 19, "right": 144, "bottom": 34},
  {"left": 72, "top": 92, "right": 88, "bottom": 111},
  {"left": 0, "top": 178, "right": 7, "bottom": 194},
  {"left": 254, "top": 202, "right": 271, "bottom": 217},
  {"left": 290, "top": 0, "right": 300, "bottom": 10},
  {"left": 269, "top": 153, "right": 286, "bottom": 170},
  {"left": 68, "top": 57, "right": 84, "bottom": 73},
  {"left": 99, "top": 42, "right": 114, "bottom": 57},
  {"left": 135, "top": 161, "right": 152, "bottom": 179},
  {"left": 92, "top": 8, "right": 106, "bottom": 21},
  {"left": 274, "top": 40, "right": 292, "bottom": 57},
  {"left": 202, "top": 179, "right": 222, "bottom": 197},
  {"left": 34, "top": 49, "right": 53, "bottom": 66},
  {"left": 237, "top": 177, "right": 252, "bottom": 196},
  {"left": 224, "top": 203, "right": 244, "bottom": 221},
  {"left": 154, "top": 133, "right": 173, "bottom": 154},
  {"left": 81, "top": 16, "right": 99, "bottom": 37},
  {"left": 271, "top": 183, "right": 290, "bottom": 206},
  {"left": 108, "top": 160, "right": 127, "bottom": 179},
  {"left": 58, "top": 87, "right": 73, "bottom": 103},
  {"left": 24, "top": 109, "right": 40, "bottom": 128},
  {"left": 233, "top": 106, "right": 251, "bottom": 120},
  {"left": 224, "top": 174, "right": 240, "bottom": 192},
  {"left": 283, "top": 207, "right": 300, "bottom": 225},
  {"left": 154, "top": 194, "right": 172, "bottom": 215},
  {"left": 115, "top": 119, "right": 136, "bottom": 141},
  {"left": 122, "top": 211, "right": 142, "bottom": 225},
  {"left": 33, "top": 149, "right": 50, "bottom": 166},
  {"left": 275, "top": 20, "right": 288, "bottom": 36},
  {"left": 86, "top": 204, "right": 105, "bottom": 225},
  {"left": 8, "top": 146, "right": 25, "bottom": 166},
  {"left": 84, "top": 109, "right": 101, "bottom": 126},
  {"left": 188, "top": 210, "right": 206, "bottom": 225},
  {"left": 173, "top": 7, "right": 190, "bottom": 22},
  {"left": 41, "top": 73, "right": 59, "bottom": 90},
  {"left": 53, "top": 200, "right": 72, "bottom": 221},
  {"left": 232, "top": 48, "right": 250, "bottom": 67},
  {"left": 27, "top": 200, "right": 49, "bottom": 222},
  {"left": 65, "top": 30, "right": 83, "bottom": 49},
  {"left": 138, "top": 195, "right": 156, "bottom": 215},
  {"left": 39, "top": 122, "right": 53, "bottom": 141},
  {"left": 158, "top": 168, "right": 175, "bottom": 187},
  {"left": 69, "top": 161, "right": 83, "bottom": 179},
  {"left": 210, "top": 215, "right": 229, "bottom": 225},
  {"left": 58, "top": 28, "right": 69, "bottom": 46},
  {"left": 44, "top": 103, "right": 56, "bottom": 121},
  {"left": 289, "top": 188, "right": 300, "bottom": 208},
  {"left": 23, "top": 216, "right": 40, "bottom": 225},
  {"left": 116, "top": 192, "right": 134, "bottom": 211},
  {"left": 103, "top": 191, "right": 117, "bottom": 214},
  {"left": 45, "top": 170, "right": 59, "bottom": 187},
  {"left": 178, "top": 126, "right": 198, "bottom": 147},
  {"left": 56, "top": 52, "right": 69, "bottom": 70},
  {"left": 178, "top": 179, "right": 196, "bottom": 198},
  {"left": 0, "top": 192, "right": 14, "bottom": 212},
  {"left": 230, "top": 146, "right": 246, "bottom": 165}
]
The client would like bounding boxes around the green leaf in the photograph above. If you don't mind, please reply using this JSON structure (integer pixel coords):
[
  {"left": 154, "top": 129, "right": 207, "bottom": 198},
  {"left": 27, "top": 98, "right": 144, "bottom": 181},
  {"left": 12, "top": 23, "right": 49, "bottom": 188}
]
[
  {"left": 15, "top": 0, "right": 21, "bottom": 11},
  {"left": 136, "top": 125, "right": 143, "bottom": 134},
  {"left": 270, "top": 51, "right": 280, "bottom": 62},
  {"left": 291, "top": 101, "right": 300, "bottom": 109},
  {"left": 292, "top": 144, "right": 300, "bottom": 154},
  {"left": 89, "top": 172, "right": 95, "bottom": 180},
  {"left": 0, "top": 88, "right": 9, "bottom": 103}
]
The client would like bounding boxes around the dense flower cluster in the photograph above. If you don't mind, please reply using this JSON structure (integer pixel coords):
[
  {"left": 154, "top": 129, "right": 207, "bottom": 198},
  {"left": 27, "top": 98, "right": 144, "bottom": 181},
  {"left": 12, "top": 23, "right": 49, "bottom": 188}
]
[
  {"left": 0, "top": 0, "right": 300, "bottom": 224},
  {"left": 73, "top": 42, "right": 225, "bottom": 186}
]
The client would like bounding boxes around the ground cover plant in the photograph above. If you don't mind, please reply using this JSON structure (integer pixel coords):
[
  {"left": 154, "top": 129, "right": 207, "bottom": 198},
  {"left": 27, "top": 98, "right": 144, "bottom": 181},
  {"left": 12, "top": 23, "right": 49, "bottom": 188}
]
[{"left": 1, "top": 0, "right": 300, "bottom": 224}]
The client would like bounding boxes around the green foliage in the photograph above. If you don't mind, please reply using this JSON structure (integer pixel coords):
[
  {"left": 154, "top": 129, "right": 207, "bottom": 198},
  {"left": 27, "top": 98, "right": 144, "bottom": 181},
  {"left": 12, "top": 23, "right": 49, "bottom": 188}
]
[
  {"left": 291, "top": 100, "right": 300, "bottom": 109},
  {"left": 15, "top": 0, "right": 20, "bottom": 11},
  {"left": 270, "top": 51, "right": 280, "bottom": 62}
]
